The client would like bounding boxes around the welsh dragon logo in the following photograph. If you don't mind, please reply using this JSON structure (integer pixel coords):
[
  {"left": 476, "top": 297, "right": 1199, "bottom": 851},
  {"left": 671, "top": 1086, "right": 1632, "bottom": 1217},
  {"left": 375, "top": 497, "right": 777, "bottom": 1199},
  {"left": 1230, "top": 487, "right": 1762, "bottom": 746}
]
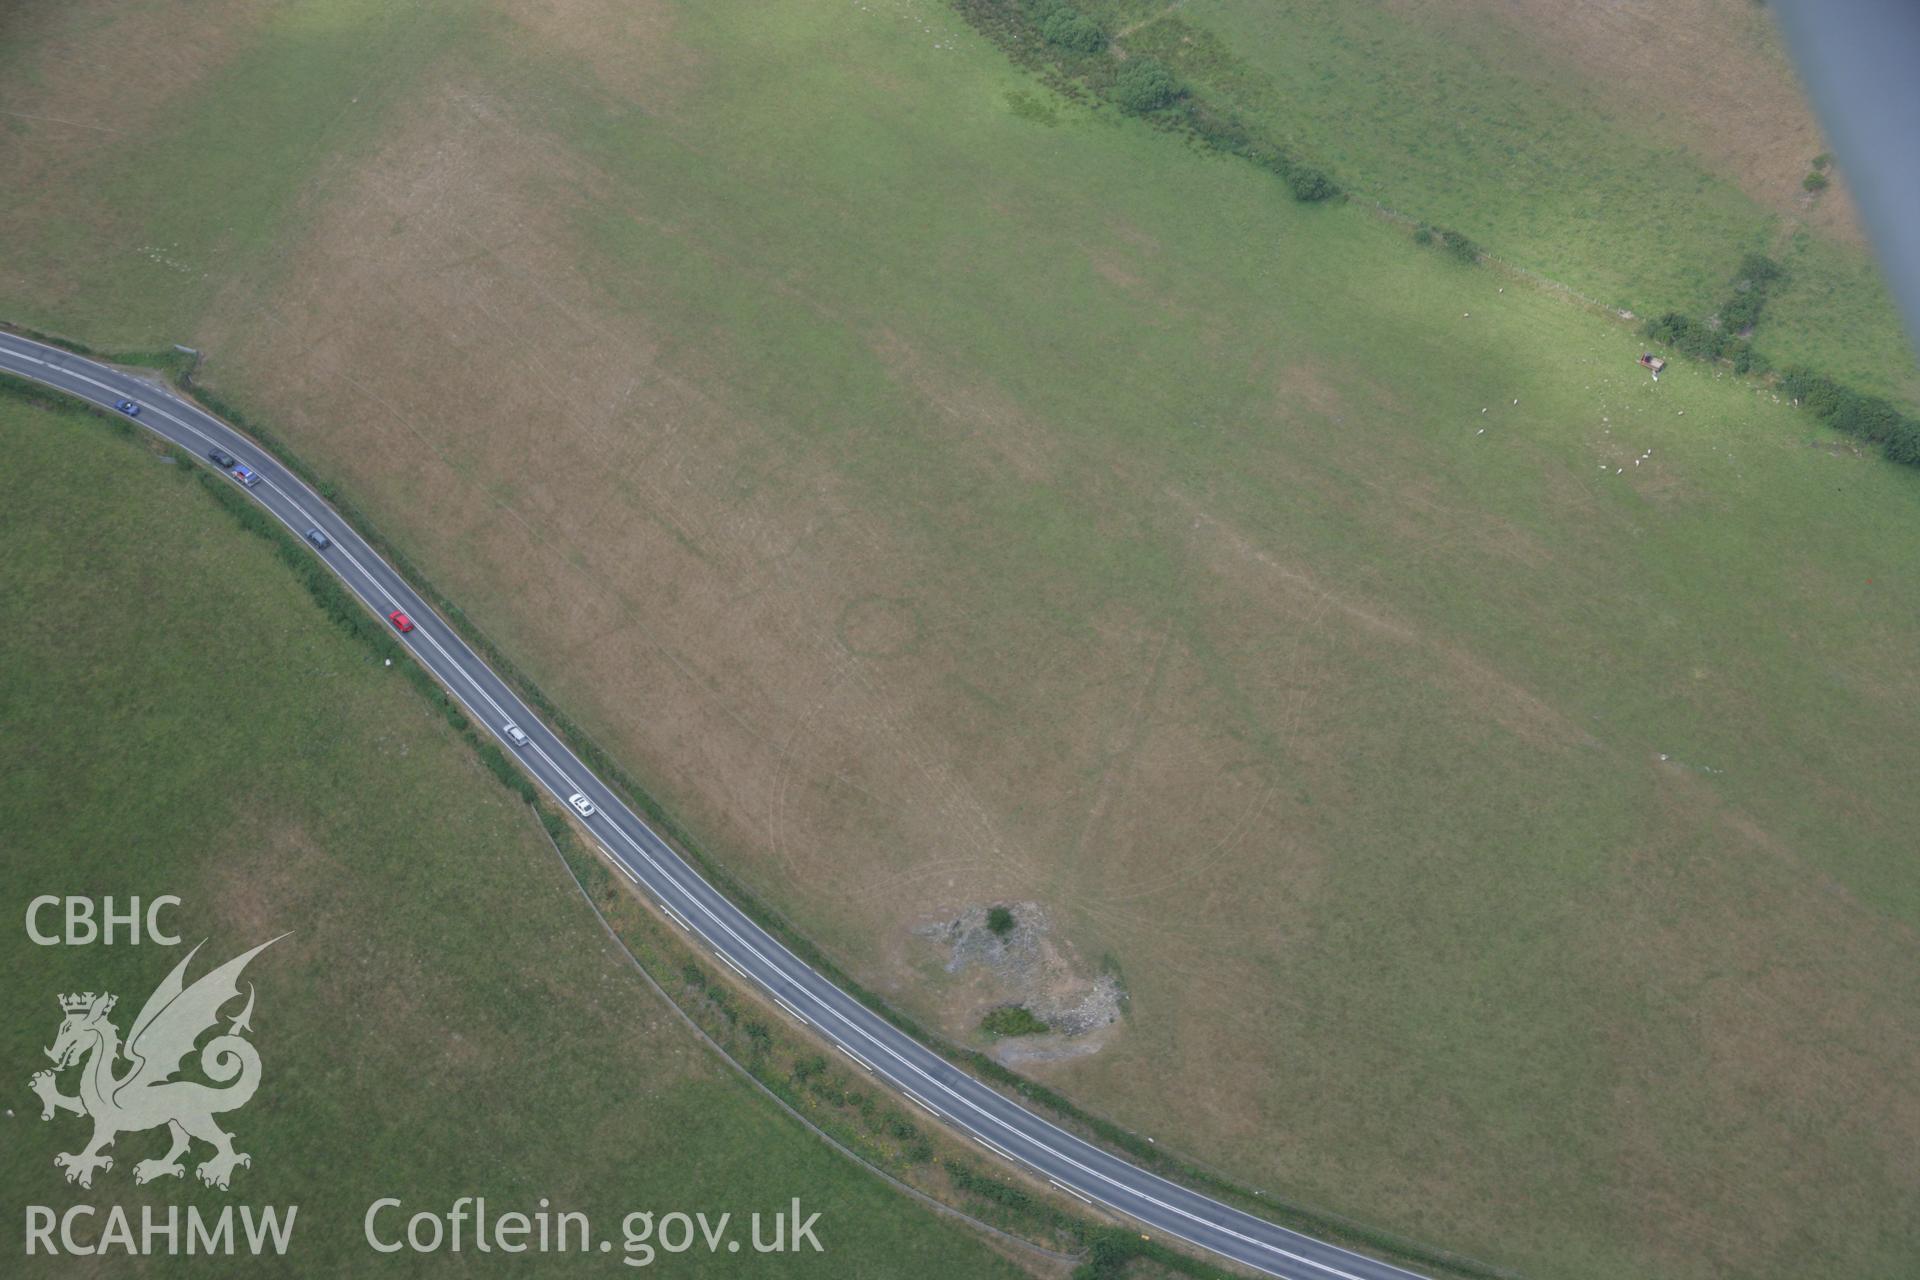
[{"left": 29, "top": 937, "right": 283, "bottom": 1191}]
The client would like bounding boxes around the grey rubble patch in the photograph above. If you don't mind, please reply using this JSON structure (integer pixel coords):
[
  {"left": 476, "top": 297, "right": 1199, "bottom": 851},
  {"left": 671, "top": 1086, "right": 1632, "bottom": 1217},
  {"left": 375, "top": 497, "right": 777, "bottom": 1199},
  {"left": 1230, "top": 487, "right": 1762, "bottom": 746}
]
[{"left": 915, "top": 902, "right": 1123, "bottom": 1049}]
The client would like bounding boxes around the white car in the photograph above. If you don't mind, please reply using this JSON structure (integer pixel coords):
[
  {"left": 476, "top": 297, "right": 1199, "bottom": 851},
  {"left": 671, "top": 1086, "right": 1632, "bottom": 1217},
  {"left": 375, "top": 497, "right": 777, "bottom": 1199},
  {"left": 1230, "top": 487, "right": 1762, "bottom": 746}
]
[
  {"left": 504, "top": 722, "right": 530, "bottom": 747},
  {"left": 568, "top": 793, "right": 596, "bottom": 818}
]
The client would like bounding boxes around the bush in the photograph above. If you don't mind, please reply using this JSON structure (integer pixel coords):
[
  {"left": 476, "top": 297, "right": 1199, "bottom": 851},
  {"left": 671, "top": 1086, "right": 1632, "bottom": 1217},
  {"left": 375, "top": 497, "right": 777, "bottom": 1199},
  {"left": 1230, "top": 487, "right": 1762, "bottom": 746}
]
[
  {"left": 1412, "top": 224, "right": 1434, "bottom": 246},
  {"left": 943, "top": 1161, "right": 1032, "bottom": 1211},
  {"left": 1781, "top": 367, "right": 1847, "bottom": 416},
  {"left": 1886, "top": 421, "right": 1920, "bottom": 466},
  {"left": 1073, "top": 1230, "right": 1142, "bottom": 1279},
  {"left": 1710, "top": 254, "right": 1785, "bottom": 336},
  {"left": 1719, "top": 291, "right": 1764, "bottom": 334},
  {"left": 1285, "top": 165, "right": 1339, "bottom": 202},
  {"left": 882, "top": 1113, "right": 920, "bottom": 1142},
  {"left": 980, "top": 1005, "right": 1050, "bottom": 1038},
  {"left": 1440, "top": 228, "right": 1480, "bottom": 264},
  {"left": 1831, "top": 391, "right": 1904, "bottom": 444},
  {"left": 1644, "top": 311, "right": 1728, "bottom": 361},
  {"left": 1111, "top": 58, "right": 1179, "bottom": 114},
  {"left": 1803, "top": 171, "right": 1830, "bottom": 192},
  {"left": 1736, "top": 253, "right": 1784, "bottom": 287},
  {"left": 1180, "top": 100, "right": 1254, "bottom": 156},
  {"left": 1039, "top": 9, "right": 1105, "bottom": 53},
  {"left": 986, "top": 905, "right": 1016, "bottom": 937}
]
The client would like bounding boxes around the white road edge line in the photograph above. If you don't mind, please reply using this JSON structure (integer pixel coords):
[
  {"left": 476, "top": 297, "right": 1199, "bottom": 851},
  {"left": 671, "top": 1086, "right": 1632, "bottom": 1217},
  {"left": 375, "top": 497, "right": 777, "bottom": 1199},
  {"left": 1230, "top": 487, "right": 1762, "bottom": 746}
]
[
  {"left": 973, "top": 1134, "right": 1017, "bottom": 1164},
  {"left": 834, "top": 1043, "right": 875, "bottom": 1073},
  {"left": 901, "top": 1087, "right": 942, "bottom": 1119},
  {"left": 1050, "top": 1179, "right": 1094, "bottom": 1206},
  {"left": 596, "top": 843, "right": 639, "bottom": 883}
]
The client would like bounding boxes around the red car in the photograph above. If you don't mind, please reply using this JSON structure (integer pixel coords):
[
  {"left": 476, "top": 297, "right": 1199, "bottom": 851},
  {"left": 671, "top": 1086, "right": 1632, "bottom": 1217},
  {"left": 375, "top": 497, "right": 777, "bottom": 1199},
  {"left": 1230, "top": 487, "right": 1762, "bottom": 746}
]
[{"left": 387, "top": 610, "right": 415, "bottom": 634}]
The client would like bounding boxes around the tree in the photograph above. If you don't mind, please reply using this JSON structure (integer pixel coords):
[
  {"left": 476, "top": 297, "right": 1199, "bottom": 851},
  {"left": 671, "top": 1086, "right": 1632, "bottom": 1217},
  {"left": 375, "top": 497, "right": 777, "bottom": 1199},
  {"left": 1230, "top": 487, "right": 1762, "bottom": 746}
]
[
  {"left": 1112, "top": 59, "right": 1179, "bottom": 114},
  {"left": 1285, "top": 166, "right": 1339, "bottom": 202},
  {"left": 1040, "top": 10, "right": 1105, "bottom": 54},
  {"left": 1440, "top": 228, "right": 1480, "bottom": 264}
]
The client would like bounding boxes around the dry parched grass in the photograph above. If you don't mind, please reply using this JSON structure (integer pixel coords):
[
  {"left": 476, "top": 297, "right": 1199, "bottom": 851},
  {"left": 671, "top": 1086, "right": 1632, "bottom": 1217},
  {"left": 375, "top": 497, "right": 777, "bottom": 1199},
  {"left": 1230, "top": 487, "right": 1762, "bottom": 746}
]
[
  {"left": 1402, "top": 0, "right": 1864, "bottom": 244},
  {"left": 177, "top": 44, "right": 1920, "bottom": 1278},
  {"left": 6, "top": 4, "right": 1917, "bottom": 1278}
]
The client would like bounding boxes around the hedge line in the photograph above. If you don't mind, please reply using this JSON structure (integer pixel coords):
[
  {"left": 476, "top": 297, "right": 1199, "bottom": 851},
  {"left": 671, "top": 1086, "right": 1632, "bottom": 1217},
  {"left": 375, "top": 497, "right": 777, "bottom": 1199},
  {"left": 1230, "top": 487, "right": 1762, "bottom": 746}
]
[
  {"left": 954, "top": 0, "right": 1342, "bottom": 204},
  {"left": 1412, "top": 225, "right": 1481, "bottom": 264},
  {"left": 949, "top": 6, "right": 1920, "bottom": 475},
  {"left": 1639, "top": 257, "right": 1920, "bottom": 466},
  {"left": 1643, "top": 254, "right": 1784, "bottom": 372},
  {"left": 1777, "top": 367, "right": 1920, "bottom": 465}
]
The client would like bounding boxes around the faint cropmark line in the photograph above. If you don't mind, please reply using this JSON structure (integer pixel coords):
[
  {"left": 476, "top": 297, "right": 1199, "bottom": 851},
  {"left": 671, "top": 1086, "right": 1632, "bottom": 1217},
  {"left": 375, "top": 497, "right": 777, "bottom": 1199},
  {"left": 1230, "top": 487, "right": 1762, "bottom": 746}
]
[{"left": 30, "top": 936, "right": 287, "bottom": 1191}]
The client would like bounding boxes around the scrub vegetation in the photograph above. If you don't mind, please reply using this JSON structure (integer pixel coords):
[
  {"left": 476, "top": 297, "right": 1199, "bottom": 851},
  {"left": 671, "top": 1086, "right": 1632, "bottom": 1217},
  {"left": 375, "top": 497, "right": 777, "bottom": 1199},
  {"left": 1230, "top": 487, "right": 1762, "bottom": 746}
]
[
  {"left": 981, "top": 1006, "right": 1052, "bottom": 1038},
  {"left": 3, "top": 3, "right": 1919, "bottom": 1279}
]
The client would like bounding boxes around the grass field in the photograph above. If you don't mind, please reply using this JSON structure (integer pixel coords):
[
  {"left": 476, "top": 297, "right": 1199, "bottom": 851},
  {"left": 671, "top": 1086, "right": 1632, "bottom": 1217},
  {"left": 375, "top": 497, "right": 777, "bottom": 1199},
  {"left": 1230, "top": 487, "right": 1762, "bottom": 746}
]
[
  {"left": 4, "top": 2, "right": 1919, "bottom": 1278},
  {"left": 0, "top": 388, "right": 1033, "bottom": 1278},
  {"left": 1076, "top": 0, "right": 1920, "bottom": 408}
]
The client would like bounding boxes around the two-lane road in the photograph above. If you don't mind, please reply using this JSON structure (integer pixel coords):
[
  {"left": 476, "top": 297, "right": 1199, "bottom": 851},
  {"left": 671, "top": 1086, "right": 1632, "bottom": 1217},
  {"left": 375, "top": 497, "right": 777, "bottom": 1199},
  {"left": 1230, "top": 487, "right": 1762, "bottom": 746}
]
[{"left": 1, "top": 329, "right": 1430, "bottom": 1280}]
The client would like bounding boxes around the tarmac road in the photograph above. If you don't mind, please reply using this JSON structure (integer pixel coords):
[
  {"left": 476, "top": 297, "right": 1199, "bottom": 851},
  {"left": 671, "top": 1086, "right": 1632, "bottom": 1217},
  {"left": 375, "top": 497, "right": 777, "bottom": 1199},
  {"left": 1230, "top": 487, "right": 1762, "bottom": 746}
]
[{"left": 0, "top": 329, "right": 1432, "bottom": 1280}]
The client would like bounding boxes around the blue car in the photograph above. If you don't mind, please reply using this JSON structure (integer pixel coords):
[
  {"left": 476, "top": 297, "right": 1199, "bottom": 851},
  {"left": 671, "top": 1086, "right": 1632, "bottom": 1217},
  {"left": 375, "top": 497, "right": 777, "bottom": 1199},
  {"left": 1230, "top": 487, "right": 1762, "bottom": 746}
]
[{"left": 114, "top": 399, "right": 141, "bottom": 417}]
